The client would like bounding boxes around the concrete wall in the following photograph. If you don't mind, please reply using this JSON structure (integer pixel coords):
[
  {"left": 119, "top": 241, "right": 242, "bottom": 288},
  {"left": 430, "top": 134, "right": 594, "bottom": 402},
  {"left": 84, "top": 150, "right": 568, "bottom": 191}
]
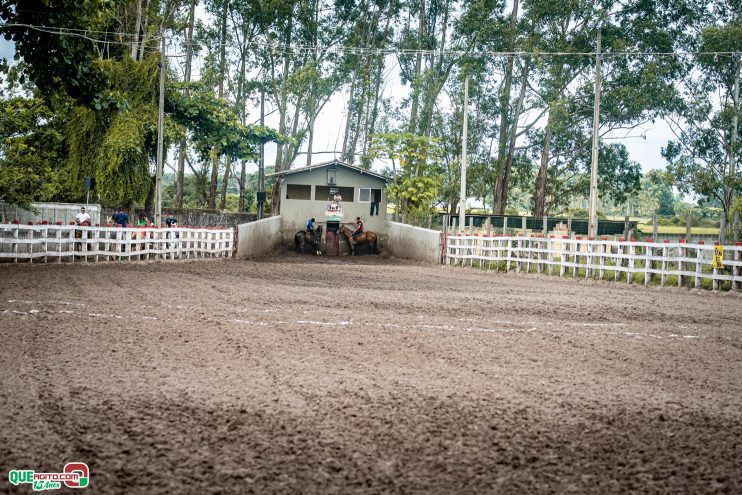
[
  {"left": 280, "top": 166, "right": 387, "bottom": 242},
  {"left": 236, "top": 215, "right": 282, "bottom": 259},
  {"left": 1, "top": 202, "right": 102, "bottom": 225},
  {"left": 102, "top": 207, "right": 254, "bottom": 228},
  {"left": 385, "top": 221, "right": 442, "bottom": 264}
]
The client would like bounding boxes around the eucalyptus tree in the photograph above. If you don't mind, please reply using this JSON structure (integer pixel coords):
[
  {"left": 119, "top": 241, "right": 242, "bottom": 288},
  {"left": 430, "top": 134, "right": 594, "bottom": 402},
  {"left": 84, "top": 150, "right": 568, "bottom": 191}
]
[
  {"left": 526, "top": 0, "right": 692, "bottom": 216},
  {"left": 663, "top": 1, "right": 741, "bottom": 220}
]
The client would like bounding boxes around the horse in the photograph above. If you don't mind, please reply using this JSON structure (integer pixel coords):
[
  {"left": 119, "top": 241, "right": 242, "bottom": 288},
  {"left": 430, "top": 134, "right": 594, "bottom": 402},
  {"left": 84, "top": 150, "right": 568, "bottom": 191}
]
[
  {"left": 338, "top": 224, "right": 378, "bottom": 255},
  {"left": 295, "top": 225, "right": 323, "bottom": 255}
]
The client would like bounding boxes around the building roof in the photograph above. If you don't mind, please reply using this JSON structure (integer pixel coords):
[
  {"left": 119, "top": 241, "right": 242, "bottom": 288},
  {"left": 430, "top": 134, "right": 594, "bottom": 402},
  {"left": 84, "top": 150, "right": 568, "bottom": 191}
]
[{"left": 267, "top": 159, "right": 390, "bottom": 182}]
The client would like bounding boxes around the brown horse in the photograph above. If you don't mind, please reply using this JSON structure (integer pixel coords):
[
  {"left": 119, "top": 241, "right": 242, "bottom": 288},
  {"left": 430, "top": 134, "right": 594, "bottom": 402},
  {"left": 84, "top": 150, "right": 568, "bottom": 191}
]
[
  {"left": 338, "top": 224, "right": 378, "bottom": 255},
  {"left": 295, "top": 225, "right": 323, "bottom": 255}
]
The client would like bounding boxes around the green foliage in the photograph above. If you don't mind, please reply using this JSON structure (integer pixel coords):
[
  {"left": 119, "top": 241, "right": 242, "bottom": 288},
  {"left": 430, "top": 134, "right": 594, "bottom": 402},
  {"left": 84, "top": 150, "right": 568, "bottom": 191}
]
[
  {"left": 368, "top": 133, "right": 444, "bottom": 212},
  {"left": 0, "top": 0, "right": 116, "bottom": 105},
  {"left": 166, "top": 82, "right": 288, "bottom": 162},
  {"left": 62, "top": 56, "right": 161, "bottom": 206},
  {"left": 0, "top": 96, "right": 64, "bottom": 208},
  {"left": 636, "top": 169, "right": 676, "bottom": 216}
]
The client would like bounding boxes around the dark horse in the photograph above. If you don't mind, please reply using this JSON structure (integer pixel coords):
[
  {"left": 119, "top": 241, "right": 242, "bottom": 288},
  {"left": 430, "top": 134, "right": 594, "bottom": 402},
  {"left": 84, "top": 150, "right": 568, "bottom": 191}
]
[
  {"left": 295, "top": 225, "right": 323, "bottom": 255},
  {"left": 338, "top": 224, "right": 378, "bottom": 255}
]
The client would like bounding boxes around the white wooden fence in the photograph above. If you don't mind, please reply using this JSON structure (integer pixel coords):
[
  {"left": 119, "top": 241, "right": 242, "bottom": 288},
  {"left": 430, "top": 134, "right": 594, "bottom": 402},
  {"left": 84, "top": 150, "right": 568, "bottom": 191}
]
[
  {"left": 446, "top": 234, "right": 742, "bottom": 291},
  {"left": 0, "top": 224, "right": 233, "bottom": 263}
]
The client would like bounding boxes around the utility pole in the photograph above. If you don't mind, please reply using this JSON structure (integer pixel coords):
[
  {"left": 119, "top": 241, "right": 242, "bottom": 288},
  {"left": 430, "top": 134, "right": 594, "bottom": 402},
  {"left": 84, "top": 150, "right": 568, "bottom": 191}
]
[
  {"left": 257, "top": 87, "right": 266, "bottom": 220},
  {"left": 459, "top": 75, "right": 469, "bottom": 232},
  {"left": 588, "top": 30, "right": 602, "bottom": 238},
  {"left": 155, "top": 35, "right": 166, "bottom": 227}
]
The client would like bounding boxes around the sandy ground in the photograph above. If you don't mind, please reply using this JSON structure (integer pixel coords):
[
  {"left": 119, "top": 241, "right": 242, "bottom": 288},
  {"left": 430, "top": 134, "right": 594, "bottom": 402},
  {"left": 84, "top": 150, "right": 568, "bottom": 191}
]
[{"left": 1, "top": 253, "right": 742, "bottom": 494}]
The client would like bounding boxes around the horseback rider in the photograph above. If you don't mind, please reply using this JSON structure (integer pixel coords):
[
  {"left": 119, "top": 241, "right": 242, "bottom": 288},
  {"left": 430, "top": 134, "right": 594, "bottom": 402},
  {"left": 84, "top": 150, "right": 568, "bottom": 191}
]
[
  {"left": 352, "top": 217, "right": 364, "bottom": 240},
  {"left": 306, "top": 217, "right": 318, "bottom": 241}
]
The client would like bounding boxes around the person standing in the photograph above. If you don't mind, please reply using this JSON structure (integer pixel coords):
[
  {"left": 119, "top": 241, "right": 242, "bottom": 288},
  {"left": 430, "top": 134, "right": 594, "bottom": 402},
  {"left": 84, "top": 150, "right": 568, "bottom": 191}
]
[
  {"left": 75, "top": 206, "right": 91, "bottom": 226},
  {"left": 111, "top": 207, "right": 129, "bottom": 227}
]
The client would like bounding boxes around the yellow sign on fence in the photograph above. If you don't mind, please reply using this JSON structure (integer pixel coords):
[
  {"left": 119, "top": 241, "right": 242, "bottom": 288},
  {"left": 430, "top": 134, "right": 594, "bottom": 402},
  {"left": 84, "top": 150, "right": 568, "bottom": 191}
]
[{"left": 712, "top": 245, "right": 724, "bottom": 269}]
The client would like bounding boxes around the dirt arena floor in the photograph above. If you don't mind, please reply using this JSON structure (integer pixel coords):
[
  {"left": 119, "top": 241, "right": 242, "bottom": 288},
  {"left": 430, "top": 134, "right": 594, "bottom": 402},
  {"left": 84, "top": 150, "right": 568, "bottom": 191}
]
[{"left": 1, "top": 253, "right": 742, "bottom": 494}]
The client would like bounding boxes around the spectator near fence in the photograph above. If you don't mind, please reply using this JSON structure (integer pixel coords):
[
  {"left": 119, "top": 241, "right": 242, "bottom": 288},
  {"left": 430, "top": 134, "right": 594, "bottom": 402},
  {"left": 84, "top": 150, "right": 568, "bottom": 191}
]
[
  {"left": 111, "top": 208, "right": 129, "bottom": 227},
  {"left": 75, "top": 207, "right": 91, "bottom": 226}
]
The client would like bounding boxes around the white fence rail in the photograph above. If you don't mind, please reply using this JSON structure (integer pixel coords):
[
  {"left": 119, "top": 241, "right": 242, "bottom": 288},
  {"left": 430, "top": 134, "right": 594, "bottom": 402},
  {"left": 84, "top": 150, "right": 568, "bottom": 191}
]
[
  {"left": 446, "top": 234, "right": 742, "bottom": 291},
  {"left": 0, "top": 224, "right": 233, "bottom": 263}
]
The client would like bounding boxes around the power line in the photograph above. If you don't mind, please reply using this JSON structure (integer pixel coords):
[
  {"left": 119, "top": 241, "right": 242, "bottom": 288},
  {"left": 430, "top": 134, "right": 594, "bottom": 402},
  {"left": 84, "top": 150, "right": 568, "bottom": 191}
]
[{"left": 2, "top": 23, "right": 740, "bottom": 60}]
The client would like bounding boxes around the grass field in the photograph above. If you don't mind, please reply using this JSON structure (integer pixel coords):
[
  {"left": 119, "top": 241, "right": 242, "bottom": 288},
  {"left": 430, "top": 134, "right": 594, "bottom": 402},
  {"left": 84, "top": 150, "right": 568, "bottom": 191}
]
[{"left": 636, "top": 223, "right": 719, "bottom": 235}]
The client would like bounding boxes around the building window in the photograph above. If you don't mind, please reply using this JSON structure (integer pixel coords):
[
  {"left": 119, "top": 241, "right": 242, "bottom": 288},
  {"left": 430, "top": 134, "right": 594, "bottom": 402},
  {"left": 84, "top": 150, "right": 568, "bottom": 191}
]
[
  {"left": 286, "top": 184, "right": 311, "bottom": 200},
  {"left": 315, "top": 186, "right": 354, "bottom": 202},
  {"left": 360, "top": 188, "right": 382, "bottom": 215},
  {"left": 358, "top": 188, "right": 382, "bottom": 203}
]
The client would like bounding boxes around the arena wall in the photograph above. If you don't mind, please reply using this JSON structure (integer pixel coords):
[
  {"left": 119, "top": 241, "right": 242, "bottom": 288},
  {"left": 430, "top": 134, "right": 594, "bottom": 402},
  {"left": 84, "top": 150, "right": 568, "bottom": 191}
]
[
  {"left": 385, "top": 221, "right": 442, "bottom": 264},
  {"left": 237, "top": 216, "right": 282, "bottom": 259}
]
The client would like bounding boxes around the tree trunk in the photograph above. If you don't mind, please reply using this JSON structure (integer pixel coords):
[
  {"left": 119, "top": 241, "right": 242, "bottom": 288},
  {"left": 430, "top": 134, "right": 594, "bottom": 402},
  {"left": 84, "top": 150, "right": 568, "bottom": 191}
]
[
  {"left": 238, "top": 160, "right": 246, "bottom": 212},
  {"left": 271, "top": 8, "right": 294, "bottom": 215},
  {"left": 363, "top": 1, "right": 394, "bottom": 160},
  {"left": 494, "top": 62, "right": 529, "bottom": 214},
  {"left": 533, "top": 107, "right": 553, "bottom": 217},
  {"left": 208, "top": 151, "right": 219, "bottom": 209},
  {"left": 407, "top": 0, "right": 425, "bottom": 134},
  {"left": 341, "top": 71, "right": 357, "bottom": 160},
  {"left": 209, "top": 0, "right": 229, "bottom": 209},
  {"left": 491, "top": 0, "right": 519, "bottom": 214},
  {"left": 175, "top": 0, "right": 197, "bottom": 208},
  {"left": 306, "top": 115, "right": 315, "bottom": 166},
  {"left": 220, "top": 159, "right": 231, "bottom": 210},
  {"left": 348, "top": 79, "right": 369, "bottom": 162},
  {"left": 131, "top": 0, "right": 143, "bottom": 59},
  {"left": 137, "top": 0, "right": 151, "bottom": 60}
]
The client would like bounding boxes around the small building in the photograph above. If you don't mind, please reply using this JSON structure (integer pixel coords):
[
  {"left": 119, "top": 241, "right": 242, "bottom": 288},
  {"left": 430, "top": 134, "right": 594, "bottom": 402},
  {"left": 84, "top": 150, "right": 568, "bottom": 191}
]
[{"left": 270, "top": 160, "right": 389, "bottom": 245}]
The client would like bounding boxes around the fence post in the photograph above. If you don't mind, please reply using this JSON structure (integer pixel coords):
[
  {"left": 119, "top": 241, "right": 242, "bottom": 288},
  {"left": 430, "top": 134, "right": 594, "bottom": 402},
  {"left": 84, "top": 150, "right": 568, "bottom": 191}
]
[
  {"left": 652, "top": 213, "right": 658, "bottom": 240},
  {"left": 42, "top": 225, "right": 48, "bottom": 264},
  {"left": 586, "top": 238, "right": 594, "bottom": 279},
  {"left": 547, "top": 236, "right": 554, "bottom": 275},
  {"left": 627, "top": 240, "right": 635, "bottom": 284},
  {"left": 695, "top": 241, "right": 703, "bottom": 288},
  {"left": 560, "top": 236, "right": 567, "bottom": 277},
  {"left": 685, "top": 212, "right": 693, "bottom": 241},
  {"left": 644, "top": 240, "right": 652, "bottom": 286},
  {"left": 12, "top": 225, "right": 19, "bottom": 263},
  {"left": 536, "top": 235, "right": 543, "bottom": 274},
  {"left": 624, "top": 215, "right": 630, "bottom": 240},
  {"left": 572, "top": 237, "right": 579, "bottom": 278},
  {"left": 506, "top": 236, "right": 513, "bottom": 272},
  {"left": 712, "top": 241, "right": 720, "bottom": 291},
  {"left": 661, "top": 241, "right": 669, "bottom": 287},
  {"left": 734, "top": 242, "right": 741, "bottom": 291},
  {"left": 679, "top": 240, "right": 686, "bottom": 288}
]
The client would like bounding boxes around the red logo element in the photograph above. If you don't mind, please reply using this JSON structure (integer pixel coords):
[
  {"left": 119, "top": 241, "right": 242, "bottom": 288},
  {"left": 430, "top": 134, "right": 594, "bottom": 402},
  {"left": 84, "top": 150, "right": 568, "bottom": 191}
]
[{"left": 63, "top": 463, "right": 89, "bottom": 488}]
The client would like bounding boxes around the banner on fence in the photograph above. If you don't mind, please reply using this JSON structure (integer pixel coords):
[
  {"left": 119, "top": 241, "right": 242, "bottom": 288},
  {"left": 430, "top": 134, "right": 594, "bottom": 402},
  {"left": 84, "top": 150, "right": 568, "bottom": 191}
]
[{"left": 713, "top": 245, "right": 724, "bottom": 269}]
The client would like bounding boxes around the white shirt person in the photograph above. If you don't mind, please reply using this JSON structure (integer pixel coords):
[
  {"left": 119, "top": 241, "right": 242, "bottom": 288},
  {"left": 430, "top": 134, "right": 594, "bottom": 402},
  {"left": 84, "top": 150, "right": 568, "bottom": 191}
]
[{"left": 75, "top": 207, "right": 91, "bottom": 225}]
